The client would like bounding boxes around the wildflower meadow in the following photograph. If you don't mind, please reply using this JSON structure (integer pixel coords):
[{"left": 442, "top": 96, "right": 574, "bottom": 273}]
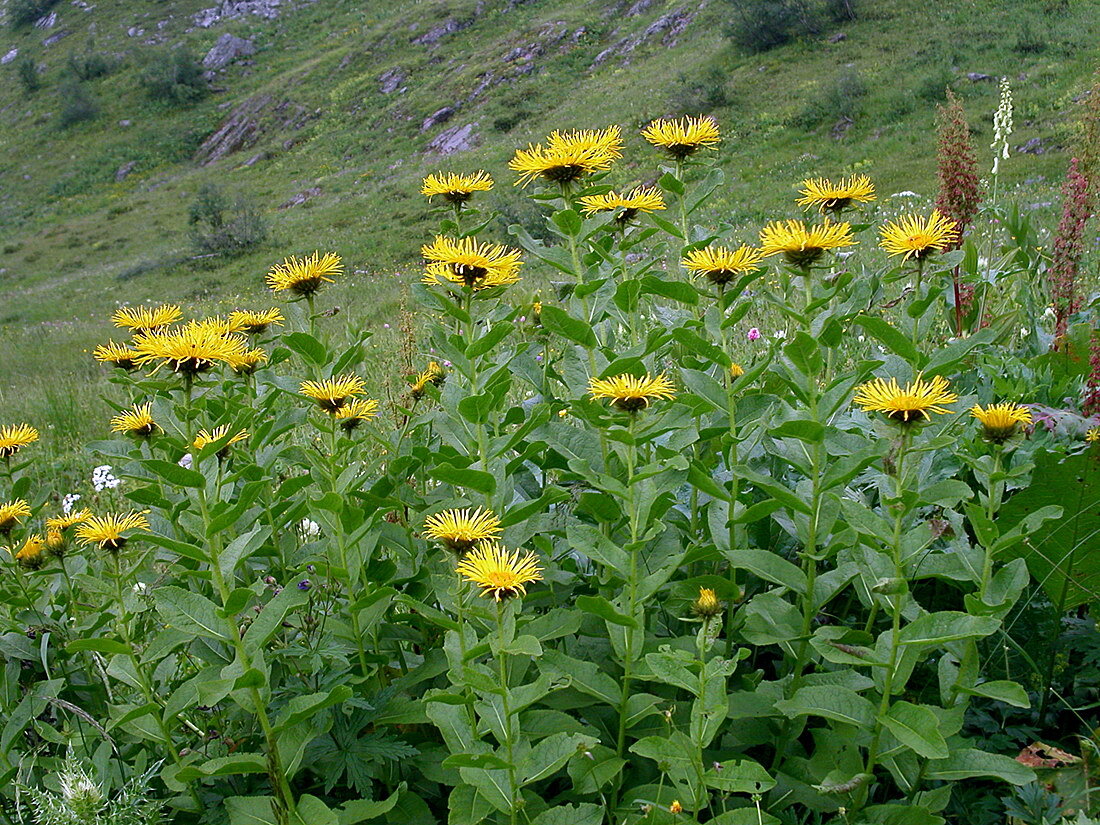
[{"left": 3, "top": 82, "right": 1100, "bottom": 825}]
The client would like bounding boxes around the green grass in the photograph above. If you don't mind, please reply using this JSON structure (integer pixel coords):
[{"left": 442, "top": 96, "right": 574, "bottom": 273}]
[{"left": 1, "top": 0, "right": 1098, "bottom": 482}]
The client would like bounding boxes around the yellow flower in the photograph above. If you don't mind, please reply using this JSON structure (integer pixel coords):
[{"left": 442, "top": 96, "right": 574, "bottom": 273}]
[
  {"left": 641, "top": 116, "right": 721, "bottom": 159},
  {"left": 227, "top": 348, "right": 268, "bottom": 376},
  {"left": 93, "top": 341, "right": 141, "bottom": 371},
  {"left": 579, "top": 186, "right": 666, "bottom": 221},
  {"left": 410, "top": 362, "right": 445, "bottom": 400},
  {"left": 76, "top": 511, "right": 151, "bottom": 552},
  {"left": 0, "top": 423, "right": 39, "bottom": 459},
  {"left": 110, "top": 403, "right": 158, "bottom": 437},
  {"left": 589, "top": 373, "right": 677, "bottom": 412},
  {"left": 0, "top": 500, "right": 32, "bottom": 534},
  {"left": 266, "top": 252, "right": 344, "bottom": 296},
  {"left": 693, "top": 587, "right": 722, "bottom": 618},
  {"left": 227, "top": 308, "right": 285, "bottom": 335},
  {"left": 455, "top": 542, "right": 543, "bottom": 601},
  {"left": 796, "top": 175, "right": 876, "bottom": 213},
  {"left": 759, "top": 220, "right": 856, "bottom": 267},
  {"left": 853, "top": 375, "right": 958, "bottom": 423},
  {"left": 300, "top": 375, "right": 366, "bottom": 412},
  {"left": 879, "top": 210, "right": 960, "bottom": 261},
  {"left": 335, "top": 399, "right": 379, "bottom": 430},
  {"left": 46, "top": 527, "right": 66, "bottom": 556},
  {"left": 681, "top": 245, "right": 766, "bottom": 288},
  {"left": 45, "top": 509, "right": 91, "bottom": 531},
  {"left": 193, "top": 426, "right": 249, "bottom": 452},
  {"left": 12, "top": 534, "right": 47, "bottom": 569},
  {"left": 669, "top": 800, "right": 684, "bottom": 814},
  {"left": 730, "top": 363, "right": 745, "bottom": 379},
  {"left": 423, "top": 507, "right": 502, "bottom": 553},
  {"left": 1087, "top": 427, "right": 1100, "bottom": 444},
  {"left": 421, "top": 236, "right": 523, "bottom": 290},
  {"left": 133, "top": 323, "right": 250, "bottom": 376},
  {"left": 111, "top": 304, "right": 182, "bottom": 333},
  {"left": 509, "top": 126, "right": 623, "bottom": 187},
  {"left": 971, "top": 403, "right": 1032, "bottom": 443},
  {"left": 421, "top": 171, "right": 494, "bottom": 204}
]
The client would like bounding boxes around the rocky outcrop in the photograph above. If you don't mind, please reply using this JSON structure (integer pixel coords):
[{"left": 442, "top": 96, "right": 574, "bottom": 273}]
[
  {"left": 427, "top": 122, "right": 478, "bottom": 155},
  {"left": 591, "top": 3, "right": 702, "bottom": 67},
  {"left": 421, "top": 106, "right": 456, "bottom": 132},
  {"left": 1, "top": 49, "right": 18, "bottom": 65},
  {"left": 42, "top": 29, "right": 71, "bottom": 47},
  {"left": 379, "top": 68, "right": 406, "bottom": 94},
  {"left": 279, "top": 186, "right": 320, "bottom": 208},
  {"left": 194, "top": 93, "right": 314, "bottom": 165},
  {"left": 411, "top": 17, "right": 471, "bottom": 46},
  {"left": 193, "top": 0, "right": 285, "bottom": 28},
  {"left": 203, "top": 33, "right": 255, "bottom": 69},
  {"left": 115, "top": 161, "right": 137, "bottom": 182}
]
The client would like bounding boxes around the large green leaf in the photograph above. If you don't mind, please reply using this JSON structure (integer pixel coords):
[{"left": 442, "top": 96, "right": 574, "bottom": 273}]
[
  {"left": 775, "top": 685, "right": 876, "bottom": 727},
  {"left": 925, "top": 748, "right": 1034, "bottom": 785},
  {"left": 881, "top": 701, "right": 949, "bottom": 759},
  {"left": 153, "top": 586, "right": 228, "bottom": 641}
]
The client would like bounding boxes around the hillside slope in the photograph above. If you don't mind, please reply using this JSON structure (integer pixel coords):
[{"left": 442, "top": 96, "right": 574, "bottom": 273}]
[{"left": 1, "top": 0, "right": 1098, "bottom": 465}]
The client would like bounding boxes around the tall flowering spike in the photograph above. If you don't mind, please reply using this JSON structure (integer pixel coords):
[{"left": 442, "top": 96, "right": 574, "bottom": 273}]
[
  {"left": 1049, "top": 158, "right": 1091, "bottom": 341},
  {"left": 878, "top": 210, "right": 960, "bottom": 261},
  {"left": 111, "top": 304, "right": 182, "bottom": 334},
  {"left": 509, "top": 126, "right": 622, "bottom": 187},
  {"left": 455, "top": 542, "right": 543, "bottom": 602},
  {"left": 681, "top": 245, "right": 765, "bottom": 288},
  {"left": 934, "top": 89, "right": 982, "bottom": 247},
  {"left": 588, "top": 373, "right": 676, "bottom": 412},
  {"left": 75, "top": 511, "right": 151, "bottom": 552},
  {"left": 421, "top": 236, "right": 523, "bottom": 290},
  {"left": 423, "top": 507, "right": 502, "bottom": 554},
  {"left": 796, "top": 175, "right": 876, "bottom": 213},
  {"left": 853, "top": 375, "right": 958, "bottom": 424},
  {"left": 1084, "top": 331, "right": 1100, "bottom": 416},
  {"left": 971, "top": 403, "right": 1032, "bottom": 443},
  {"left": 0, "top": 499, "right": 32, "bottom": 534},
  {"left": 0, "top": 424, "right": 39, "bottom": 459},
  {"left": 266, "top": 252, "right": 343, "bottom": 297},
  {"left": 991, "top": 78, "right": 1013, "bottom": 175},
  {"left": 759, "top": 220, "right": 856, "bottom": 268},
  {"left": 641, "top": 116, "right": 721, "bottom": 160},
  {"left": 421, "top": 171, "right": 494, "bottom": 205},
  {"left": 578, "top": 187, "right": 666, "bottom": 222},
  {"left": 1077, "top": 71, "right": 1100, "bottom": 210},
  {"left": 300, "top": 375, "right": 366, "bottom": 411}
]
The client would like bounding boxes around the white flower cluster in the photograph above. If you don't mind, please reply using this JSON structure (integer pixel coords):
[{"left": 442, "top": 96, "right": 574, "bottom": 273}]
[
  {"left": 299, "top": 518, "right": 321, "bottom": 538},
  {"left": 61, "top": 493, "right": 81, "bottom": 515},
  {"left": 92, "top": 465, "right": 120, "bottom": 492},
  {"left": 991, "top": 77, "right": 1013, "bottom": 175}
]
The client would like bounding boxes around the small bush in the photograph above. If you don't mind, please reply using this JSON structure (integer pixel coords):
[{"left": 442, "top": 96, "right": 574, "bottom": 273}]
[
  {"left": 916, "top": 68, "right": 956, "bottom": 103},
  {"left": 67, "top": 49, "right": 115, "bottom": 81},
  {"left": 138, "top": 48, "right": 207, "bottom": 105},
  {"left": 8, "top": 0, "right": 56, "bottom": 28},
  {"left": 188, "top": 184, "right": 268, "bottom": 256},
  {"left": 669, "top": 65, "right": 731, "bottom": 116},
  {"left": 56, "top": 78, "right": 98, "bottom": 128},
  {"left": 789, "top": 69, "right": 866, "bottom": 129},
  {"left": 15, "top": 54, "right": 40, "bottom": 95},
  {"left": 725, "top": 0, "right": 810, "bottom": 53},
  {"left": 822, "top": 0, "right": 858, "bottom": 21},
  {"left": 1014, "top": 21, "right": 1048, "bottom": 54}
]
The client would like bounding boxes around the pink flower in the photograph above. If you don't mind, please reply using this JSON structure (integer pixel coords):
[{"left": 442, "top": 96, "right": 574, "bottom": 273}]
[{"left": 747, "top": 328, "right": 761, "bottom": 341}]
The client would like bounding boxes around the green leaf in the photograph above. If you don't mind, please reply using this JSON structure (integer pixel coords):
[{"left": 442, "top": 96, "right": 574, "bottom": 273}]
[
  {"left": 672, "top": 327, "right": 730, "bottom": 367},
  {"left": 428, "top": 463, "right": 496, "bottom": 495},
  {"left": 283, "top": 332, "right": 327, "bottom": 365},
  {"left": 722, "top": 548, "right": 807, "bottom": 594},
  {"left": 275, "top": 686, "right": 353, "bottom": 731},
  {"left": 926, "top": 748, "right": 1034, "bottom": 785},
  {"left": 66, "top": 638, "right": 129, "bottom": 655},
  {"left": 529, "top": 804, "right": 604, "bottom": 825},
  {"left": 521, "top": 732, "right": 591, "bottom": 785},
  {"left": 959, "top": 680, "right": 1030, "bottom": 708},
  {"left": 703, "top": 759, "right": 776, "bottom": 794},
  {"left": 296, "top": 796, "right": 338, "bottom": 825},
  {"left": 226, "top": 796, "right": 278, "bottom": 825},
  {"left": 443, "top": 753, "right": 514, "bottom": 771},
  {"left": 576, "top": 595, "right": 638, "bottom": 628},
  {"left": 658, "top": 172, "right": 685, "bottom": 196},
  {"left": 244, "top": 586, "right": 309, "bottom": 653},
  {"left": 882, "top": 701, "right": 950, "bottom": 759},
  {"left": 899, "top": 612, "right": 998, "bottom": 647},
  {"left": 218, "top": 588, "right": 253, "bottom": 618},
  {"left": 552, "top": 209, "right": 583, "bottom": 237},
  {"left": 153, "top": 586, "right": 228, "bottom": 641},
  {"left": 141, "top": 459, "right": 205, "bottom": 489},
  {"left": 176, "top": 754, "right": 268, "bottom": 781},
  {"left": 775, "top": 685, "right": 876, "bottom": 727},
  {"left": 783, "top": 331, "right": 824, "bottom": 377},
  {"left": 855, "top": 315, "right": 919, "bottom": 364},
  {"left": 338, "top": 784, "right": 405, "bottom": 825},
  {"left": 466, "top": 320, "right": 512, "bottom": 359},
  {"left": 457, "top": 393, "right": 495, "bottom": 424},
  {"left": 644, "top": 649, "right": 697, "bottom": 695},
  {"left": 649, "top": 212, "right": 684, "bottom": 239},
  {"left": 641, "top": 275, "right": 698, "bottom": 305},
  {"left": 539, "top": 305, "right": 597, "bottom": 348}
]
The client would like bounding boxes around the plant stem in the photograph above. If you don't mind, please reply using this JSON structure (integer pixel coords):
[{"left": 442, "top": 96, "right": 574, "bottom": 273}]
[{"left": 496, "top": 602, "right": 519, "bottom": 825}]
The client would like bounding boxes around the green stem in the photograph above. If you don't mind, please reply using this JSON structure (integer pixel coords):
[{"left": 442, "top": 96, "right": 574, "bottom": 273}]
[
  {"left": 615, "top": 415, "right": 641, "bottom": 762},
  {"left": 496, "top": 603, "right": 519, "bottom": 825},
  {"left": 329, "top": 420, "right": 371, "bottom": 679}
]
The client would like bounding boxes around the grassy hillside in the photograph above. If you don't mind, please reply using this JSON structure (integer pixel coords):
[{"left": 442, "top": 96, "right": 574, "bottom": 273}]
[{"left": 1, "top": 0, "right": 1098, "bottom": 477}]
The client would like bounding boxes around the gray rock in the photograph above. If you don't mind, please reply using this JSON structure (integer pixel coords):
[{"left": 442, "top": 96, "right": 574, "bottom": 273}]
[
  {"left": 42, "top": 29, "right": 71, "bottom": 47},
  {"left": 626, "top": 0, "right": 653, "bottom": 15},
  {"left": 1027, "top": 201, "right": 1053, "bottom": 210},
  {"left": 421, "top": 105, "right": 456, "bottom": 132},
  {"left": 1, "top": 49, "right": 18, "bottom": 65},
  {"left": 828, "top": 32, "right": 846, "bottom": 42},
  {"left": 1017, "top": 137, "right": 1046, "bottom": 155},
  {"left": 203, "top": 33, "right": 255, "bottom": 69},
  {"left": 591, "top": 3, "right": 698, "bottom": 66},
  {"left": 118, "top": 119, "right": 132, "bottom": 127},
  {"left": 195, "top": 93, "right": 314, "bottom": 165},
  {"left": 115, "top": 161, "right": 137, "bottom": 182},
  {"left": 193, "top": 0, "right": 284, "bottom": 28},
  {"left": 279, "top": 187, "right": 321, "bottom": 209},
  {"left": 241, "top": 151, "right": 268, "bottom": 167},
  {"left": 379, "top": 68, "right": 406, "bottom": 94},
  {"left": 967, "top": 72, "right": 993, "bottom": 82},
  {"left": 127, "top": 26, "right": 144, "bottom": 37},
  {"left": 412, "top": 18, "right": 470, "bottom": 46},
  {"left": 34, "top": 12, "right": 57, "bottom": 28},
  {"left": 427, "top": 121, "right": 478, "bottom": 155}
]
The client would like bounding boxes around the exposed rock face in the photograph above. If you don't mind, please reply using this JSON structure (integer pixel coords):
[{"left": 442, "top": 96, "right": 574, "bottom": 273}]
[
  {"left": 279, "top": 186, "right": 320, "bottom": 209},
  {"left": 427, "top": 121, "right": 478, "bottom": 155},
  {"left": 1017, "top": 137, "right": 1047, "bottom": 155},
  {"left": 115, "top": 161, "right": 137, "bottom": 182},
  {"left": 203, "top": 33, "right": 255, "bottom": 69},
  {"left": 34, "top": 12, "right": 57, "bottom": 28},
  {"left": 591, "top": 3, "right": 701, "bottom": 67},
  {"left": 193, "top": 0, "right": 285, "bottom": 28},
  {"left": 1, "top": 49, "right": 18, "bottom": 65},
  {"left": 194, "top": 93, "right": 314, "bottom": 165},
  {"left": 42, "top": 29, "right": 71, "bottom": 47},
  {"left": 828, "top": 32, "right": 847, "bottom": 42},
  {"left": 421, "top": 106, "right": 456, "bottom": 132},
  {"left": 412, "top": 17, "right": 471, "bottom": 46},
  {"left": 379, "top": 68, "right": 406, "bottom": 94},
  {"left": 967, "top": 72, "right": 993, "bottom": 82}
]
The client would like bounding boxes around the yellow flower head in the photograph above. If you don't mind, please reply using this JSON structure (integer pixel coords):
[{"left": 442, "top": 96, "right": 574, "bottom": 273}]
[
  {"left": 681, "top": 245, "right": 766, "bottom": 288},
  {"left": 971, "top": 403, "right": 1032, "bottom": 443},
  {"left": 589, "top": 373, "right": 677, "bottom": 413},
  {"left": 300, "top": 375, "right": 366, "bottom": 412},
  {"left": 228, "top": 348, "right": 268, "bottom": 376},
  {"left": 335, "top": 398, "right": 379, "bottom": 431},
  {"left": 46, "top": 527, "right": 66, "bottom": 556},
  {"left": 192, "top": 426, "right": 249, "bottom": 453},
  {"left": 0, "top": 499, "right": 32, "bottom": 534},
  {"left": 0, "top": 424, "right": 39, "bottom": 459},
  {"left": 693, "top": 587, "right": 723, "bottom": 618},
  {"left": 45, "top": 509, "right": 91, "bottom": 531},
  {"left": 421, "top": 171, "right": 494, "bottom": 204},
  {"left": 455, "top": 542, "right": 543, "bottom": 601},
  {"left": 879, "top": 210, "right": 960, "bottom": 261},
  {"left": 669, "top": 801, "right": 684, "bottom": 814},
  {"left": 12, "top": 534, "right": 47, "bottom": 569},
  {"left": 423, "top": 507, "right": 502, "bottom": 553},
  {"left": 579, "top": 186, "right": 666, "bottom": 221},
  {"left": 1088, "top": 427, "right": 1100, "bottom": 444},
  {"left": 227, "top": 308, "right": 285, "bottom": 335},
  {"left": 760, "top": 220, "right": 856, "bottom": 268},
  {"left": 410, "top": 361, "right": 446, "bottom": 400},
  {"left": 110, "top": 403, "right": 158, "bottom": 438},
  {"left": 421, "top": 236, "right": 524, "bottom": 290},
  {"left": 266, "top": 252, "right": 344, "bottom": 297},
  {"left": 93, "top": 341, "right": 141, "bottom": 371},
  {"left": 854, "top": 374, "right": 958, "bottom": 423},
  {"left": 111, "top": 304, "right": 182, "bottom": 334},
  {"left": 509, "top": 126, "right": 623, "bottom": 187},
  {"left": 133, "top": 323, "right": 250, "bottom": 376},
  {"left": 641, "top": 116, "right": 721, "bottom": 160},
  {"left": 797, "top": 175, "right": 876, "bottom": 213},
  {"left": 76, "top": 511, "right": 151, "bottom": 552},
  {"left": 730, "top": 363, "right": 745, "bottom": 379}
]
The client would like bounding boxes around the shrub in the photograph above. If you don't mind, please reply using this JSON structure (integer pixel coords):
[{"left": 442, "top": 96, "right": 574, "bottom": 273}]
[
  {"left": 188, "top": 183, "right": 268, "bottom": 255},
  {"left": 138, "top": 47, "right": 207, "bottom": 105},
  {"left": 14, "top": 54, "right": 40, "bottom": 95},
  {"left": 7, "top": 0, "right": 56, "bottom": 28},
  {"left": 67, "top": 48, "right": 115, "bottom": 81},
  {"left": 725, "top": 0, "right": 811, "bottom": 53},
  {"left": 789, "top": 69, "right": 867, "bottom": 129},
  {"left": 916, "top": 67, "right": 957, "bottom": 103},
  {"left": 669, "top": 65, "right": 731, "bottom": 116},
  {"left": 1013, "top": 21, "right": 1049, "bottom": 54},
  {"left": 56, "top": 78, "right": 98, "bottom": 128}
]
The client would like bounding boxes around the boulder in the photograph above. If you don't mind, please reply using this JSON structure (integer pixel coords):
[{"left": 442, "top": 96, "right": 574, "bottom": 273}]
[
  {"left": 34, "top": 12, "right": 57, "bottom": 28},
  {"left": 379, "top": 68, "right": 406, "bottom": 94},
  {"left": 42, "top": 29, "right": 71, "bottom": 47},
  {"left": 203, "top": 33, "right": 255, "bottom": 69},
  {"left": 279, "top": 187, "right": 321, "bottom": 209},
  {"left": 427, "top": 121, "right": 478, "bottom": 155},
  {"left": 127, "top": 26, "right": 144, "bottom": 37},
  {"left": 828, "top": 32, "right": 847, "bottom": 42},
  {"left": 1017, "top": 136, "right": 1046, "bottom": 155},
  {"left": 115, "top": 161, "right": 137, "bottom": 182},
  {"left": 421, "top": 105, "right": 456, "bottom": 132},
  {"left": 1, "top": 49, "right": 18, "bottom": 65},
  {"left": 967, "top": 72, "right": 993, "bottom": 82},
  {"left": 412, "top": 18, "right": 470, "bottom": 46}
]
